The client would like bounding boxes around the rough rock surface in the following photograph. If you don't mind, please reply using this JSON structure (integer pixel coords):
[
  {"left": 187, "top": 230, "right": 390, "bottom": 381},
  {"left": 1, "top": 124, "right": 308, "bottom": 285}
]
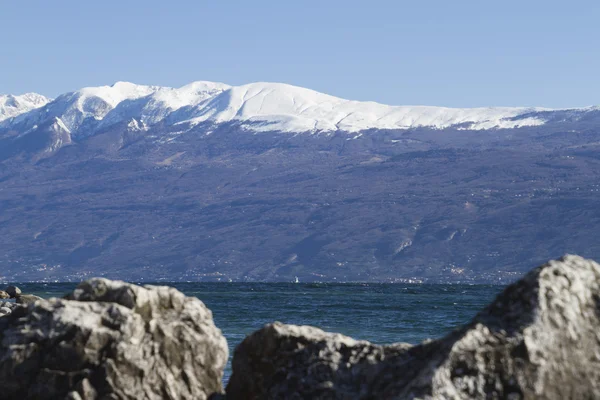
[
  {"left": 227, "top": 255, "right": 600, "bottom": 399},
  {"left": 4, "top": 285, "right": 21, "bottom": 298},
  {"left": 0, "top": 290, "right": 9, "bottom": 299},
  {"left": 14, "top": 293, "right": 43, "bottom": 305},
  {"left": 0, "top": 301, "right": 21, "bottom": 318},
  {"left": 0, "top": 278, "right": 228, "bottom": 400}
]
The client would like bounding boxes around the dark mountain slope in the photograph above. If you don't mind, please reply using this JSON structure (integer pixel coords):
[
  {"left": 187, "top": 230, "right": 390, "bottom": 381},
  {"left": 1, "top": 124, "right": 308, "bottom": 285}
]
[{"left": 1, "top": 122, "right": 600, "bottom": 282}]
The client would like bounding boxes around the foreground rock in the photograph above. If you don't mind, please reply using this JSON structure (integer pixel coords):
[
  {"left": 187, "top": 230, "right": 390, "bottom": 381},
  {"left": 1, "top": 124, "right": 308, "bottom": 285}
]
[
  {"left": 0, "top": 285, "right": 41, "bottom": 318},
  {"left": 0, "top": 278, "right": 228, "bottom": 400},
  {"left": 1, "top": 285, "right": 43, "bottom": 305},
  {"left": 227, "top": 255, "right": 600, "bottom": 399},
  {"left": 14, "top": 293, "right": 43, "bottom": 305},
  {"left": 4, "top": 285, "right": 21, "bottom": 298},
  {"left": 0, "top": 302, "right": 18, "bottom": 309}
]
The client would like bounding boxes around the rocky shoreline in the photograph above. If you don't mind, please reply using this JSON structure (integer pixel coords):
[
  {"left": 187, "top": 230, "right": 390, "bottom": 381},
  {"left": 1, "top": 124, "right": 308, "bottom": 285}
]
[
  {"left": 0, "top": 286, "right": 44, "bottom": 317},
  {"left": 1, "top": 255, "right": 600, "bottom": 399}
]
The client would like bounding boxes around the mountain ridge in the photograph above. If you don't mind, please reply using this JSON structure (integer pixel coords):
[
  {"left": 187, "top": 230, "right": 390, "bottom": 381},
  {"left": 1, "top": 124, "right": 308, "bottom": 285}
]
[
  {"left": 3, "top": 81, "right": 597, "bottom": 139},
  {"left": 0, "top": 93, "right": 51, "bottom": 122},
  {"left": 2, "top": 82, "right": 600, "bottom": 282}
]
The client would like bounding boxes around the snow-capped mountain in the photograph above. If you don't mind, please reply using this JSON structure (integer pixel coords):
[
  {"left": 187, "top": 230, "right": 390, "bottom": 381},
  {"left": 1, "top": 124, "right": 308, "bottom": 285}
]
[
  {"left": 0, "top": 81, "right": 597, "bottom": 138},
  {"left": 3, "top": 82, "right": 600, "bottom": 283},
  {"left": 181, "top": 82, "right": 549, "bottom": 132},
  {"left": 0, "top": 93, "right": 51, "bottom": 123}
]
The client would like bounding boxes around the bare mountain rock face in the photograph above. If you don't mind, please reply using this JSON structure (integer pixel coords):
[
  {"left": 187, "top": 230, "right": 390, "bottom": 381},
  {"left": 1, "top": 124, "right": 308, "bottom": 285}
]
[
  {"left": 0, "top": 278, "right": 228, "bottom": 400},
  {"left": 227, "top": 255, "right": 600, "bottom": 399}
]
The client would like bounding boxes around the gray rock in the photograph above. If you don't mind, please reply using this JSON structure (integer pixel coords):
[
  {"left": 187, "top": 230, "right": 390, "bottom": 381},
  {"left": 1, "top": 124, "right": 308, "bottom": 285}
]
[
  {"left": 0, "top": 307, "right": 11, "bottom": 316},
  {"left": 0, "top": 290, "right": 9, "bottom": 299},
  {"left": 0, "top": 278, "right": 228, "bottom": 400},
  {"left": 15, "top": 293, "right": 43, "bottom": 305},
  {"left": 2, "top": 302, "right": 19, "bottom": 310},
  {"left": 4, "top": 285, "right": 21, "bottom": 298},
  {"left": 227, "top": 255, "right": 600, "bottom": 399}
]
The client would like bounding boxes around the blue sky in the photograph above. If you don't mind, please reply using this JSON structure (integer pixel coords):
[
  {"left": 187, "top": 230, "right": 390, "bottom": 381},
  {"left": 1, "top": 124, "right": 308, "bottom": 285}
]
[{"left": 1, "top": 0, "right": 598, "bottom": 108}]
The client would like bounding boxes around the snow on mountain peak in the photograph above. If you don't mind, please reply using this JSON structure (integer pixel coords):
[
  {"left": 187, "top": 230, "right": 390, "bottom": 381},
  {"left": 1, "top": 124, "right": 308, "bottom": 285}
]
[
  {"left": 78, "top": 81, "right": 159, "bottom": 107},
  {"left": 97, "top": 81, "right": 232, "bottom": 129},
  {"left": 0, "top": 93, "right": 51, "bottom": 122},
  {"left": 67, "top": 82, "right": 159, "bottom": 119},
  {"left": 4, "top": 82, "right": 162, "bottom": 134},
  {"left": 1, "top": 80, "right": 594, "bottom": 138},
  {"left": 150, "top": 81, "right": 230, "bottom": 110},
  {"left": 184, "top": 82, "right": 550, "bottom": 132}
]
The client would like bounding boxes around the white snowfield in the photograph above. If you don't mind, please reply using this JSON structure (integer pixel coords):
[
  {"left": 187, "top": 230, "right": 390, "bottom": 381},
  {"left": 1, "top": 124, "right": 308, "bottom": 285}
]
[
  {"left": 0, "top": 81, "right": 594, "bottom": 136},
  {"left": 0, "top": 93, "right": 51, "bottom": 122}
]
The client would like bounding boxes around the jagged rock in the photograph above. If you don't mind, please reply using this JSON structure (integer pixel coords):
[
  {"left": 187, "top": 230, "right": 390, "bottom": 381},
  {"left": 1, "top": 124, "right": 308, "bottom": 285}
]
[
  {"left": 0, "top": 300, "right": 19, "bottom": 317},
  {"left": 4, "top": 286, "right": 21, "bottom": 298},
  {"left": 0, "top": 302, "right": 18, "bottom": 310},
  {"left": 2, "top": 285, "right": 43, "bottom": 304},
  {"left": 14, "top": 293, "right": 43, "bottom": 305},
  {"left": 0, "top": 278, "right": 228, "bottom": 400},
  {"left": 227, "top": 255, "right": 600, "bottom": 399}
]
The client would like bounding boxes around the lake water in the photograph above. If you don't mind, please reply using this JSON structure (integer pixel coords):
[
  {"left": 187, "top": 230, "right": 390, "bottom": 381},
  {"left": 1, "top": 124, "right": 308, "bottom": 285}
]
[{"left": 16, "top": 282, "right": 503, "bottom": 382}]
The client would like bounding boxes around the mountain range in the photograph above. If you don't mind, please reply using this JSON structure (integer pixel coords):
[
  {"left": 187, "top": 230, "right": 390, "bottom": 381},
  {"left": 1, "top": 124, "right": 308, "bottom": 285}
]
[{"left": 1, "top": 81, "right": 600, "bottom": 282}]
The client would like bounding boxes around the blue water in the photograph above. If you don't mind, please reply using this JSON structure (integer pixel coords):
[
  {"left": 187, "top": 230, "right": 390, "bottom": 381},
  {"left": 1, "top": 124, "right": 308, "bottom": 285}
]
[{"left": 16, "top": 282, "right": 503, "bottom": 382}]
